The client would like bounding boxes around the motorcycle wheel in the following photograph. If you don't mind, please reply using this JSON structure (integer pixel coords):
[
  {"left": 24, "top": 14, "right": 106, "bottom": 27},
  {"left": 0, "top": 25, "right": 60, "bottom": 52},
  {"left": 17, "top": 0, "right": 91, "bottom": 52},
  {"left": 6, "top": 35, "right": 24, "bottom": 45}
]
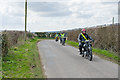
[
  {"left": 62, "top": 39, "right": 65, "bottom": 46},
  {"left": 88, "top": 51, "right": 92, "bottom": 61},
  {"left": 82, "top": 52, "right": 84, "bottom": 57},
  {"left": 62, "top": 42, "right": 65, "bottom": 46}
]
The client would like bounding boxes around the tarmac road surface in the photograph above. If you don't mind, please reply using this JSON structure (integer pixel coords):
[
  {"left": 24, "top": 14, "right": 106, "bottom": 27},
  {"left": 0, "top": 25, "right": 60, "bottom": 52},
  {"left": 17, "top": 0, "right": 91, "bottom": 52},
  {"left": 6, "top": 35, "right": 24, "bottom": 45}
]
[{"left": 37, "top": 40, "right": 118, "bottom": 78}]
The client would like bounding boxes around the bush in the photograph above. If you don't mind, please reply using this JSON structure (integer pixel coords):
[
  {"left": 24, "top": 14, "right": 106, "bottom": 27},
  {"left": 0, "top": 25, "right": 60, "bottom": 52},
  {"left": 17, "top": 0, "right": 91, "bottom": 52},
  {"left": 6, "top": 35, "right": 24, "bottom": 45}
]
[
  {"left": 67, "top": 24, "right": 118, "bottom": 53},
  {"left": 1, "top": 31, "right": 34, "bottom": 57}
]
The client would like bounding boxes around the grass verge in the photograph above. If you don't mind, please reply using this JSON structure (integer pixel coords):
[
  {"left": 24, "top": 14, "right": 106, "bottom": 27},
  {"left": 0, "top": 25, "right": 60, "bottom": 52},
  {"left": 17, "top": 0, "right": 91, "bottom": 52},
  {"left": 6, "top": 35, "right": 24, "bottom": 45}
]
[
  {"left": 2, "top": 38, "right": 44, "bottom": 78},
  {"left": 66, "top": 40, "right": 120, "bottom": 64}
]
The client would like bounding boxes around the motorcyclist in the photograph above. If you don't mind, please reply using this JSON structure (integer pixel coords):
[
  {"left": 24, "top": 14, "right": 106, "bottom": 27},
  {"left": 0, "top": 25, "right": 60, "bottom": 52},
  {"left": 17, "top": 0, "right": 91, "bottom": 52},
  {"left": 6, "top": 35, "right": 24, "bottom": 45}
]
[
  {"left": 55, "top": 33, "right": 59, "bottom": 37},
  {"left": 55, "top": 33, "right": 59, "bottom": 41},
  {"left": 61, "top": 32, "right": 66, "bottom": 45},
  {"left": 78, "top": 29, "right": 94, "bottom": 55},
  {"left": 59, "top": 33, "right": 62, "bottom": 43}
]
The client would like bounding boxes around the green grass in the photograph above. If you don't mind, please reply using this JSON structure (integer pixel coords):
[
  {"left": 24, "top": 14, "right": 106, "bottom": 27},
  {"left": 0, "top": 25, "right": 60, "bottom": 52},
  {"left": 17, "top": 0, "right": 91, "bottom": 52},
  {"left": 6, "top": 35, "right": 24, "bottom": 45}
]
[
  {"left": 66, "top": 40, "right": 120, "bottom": 64},
  {"left": 2, "top": 38, "right": 44, "bottom": 78},
  {"left": 92, "top": 48, "right": 120, "bottom": 61},
  {"left": 66, "top": 40, "right": 79, "bottom": 47}
]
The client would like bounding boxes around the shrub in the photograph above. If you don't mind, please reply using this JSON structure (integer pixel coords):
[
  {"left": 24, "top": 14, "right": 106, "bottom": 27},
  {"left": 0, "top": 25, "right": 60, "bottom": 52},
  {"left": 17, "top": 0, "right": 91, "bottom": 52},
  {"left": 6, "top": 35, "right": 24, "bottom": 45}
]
[
  {"left": 1, "top": 31, "right": 34, "bottom": 56},
  {"left": 67, "top": 24, "right": 118, "bottom": 53}
]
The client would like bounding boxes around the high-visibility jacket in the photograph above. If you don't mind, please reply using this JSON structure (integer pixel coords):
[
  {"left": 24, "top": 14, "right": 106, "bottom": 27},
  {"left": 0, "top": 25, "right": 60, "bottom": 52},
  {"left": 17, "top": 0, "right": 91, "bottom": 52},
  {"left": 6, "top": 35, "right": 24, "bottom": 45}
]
[
  {"left": 78, "top": 33, "right": 94, "bottom": 42},
  {"left": 61, "top": 34, "right": 65, "bottom": 38},
  {"left": 55, "top": 34, "right": 59, "bottom": 37}
]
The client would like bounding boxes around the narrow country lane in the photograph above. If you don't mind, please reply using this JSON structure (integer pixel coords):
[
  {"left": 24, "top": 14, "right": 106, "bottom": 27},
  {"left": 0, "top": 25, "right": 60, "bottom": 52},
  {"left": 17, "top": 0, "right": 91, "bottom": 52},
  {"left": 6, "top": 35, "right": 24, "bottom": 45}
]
[{"left": 38, "top": 40, "right": 118, "bottom": 78}]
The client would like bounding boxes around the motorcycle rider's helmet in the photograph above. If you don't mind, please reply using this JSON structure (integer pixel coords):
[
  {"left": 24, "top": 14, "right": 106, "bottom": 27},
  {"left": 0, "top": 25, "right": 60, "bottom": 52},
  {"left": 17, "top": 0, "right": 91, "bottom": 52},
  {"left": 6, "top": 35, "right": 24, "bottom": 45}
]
[{"left": 82, "top": 29, "right": 86, "bottom": 35}]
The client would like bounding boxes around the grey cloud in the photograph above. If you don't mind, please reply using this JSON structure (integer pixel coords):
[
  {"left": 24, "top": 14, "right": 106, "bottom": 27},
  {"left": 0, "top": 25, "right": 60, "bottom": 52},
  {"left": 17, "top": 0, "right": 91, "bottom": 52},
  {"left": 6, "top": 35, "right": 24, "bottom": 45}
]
[
  {"left": 100, "top": 2, "right": 118, "bottom": 16},
  {"left": 28, "top": 2, "right": 72, "bottom": 17},
  {"left": 28, "top": 2, "right": 61, "bottom": 12},
  {"left": 16, "top": 2, "right": 63, "bottom": 12},
  {"left": 38, "top": 10, "right": 72, "bottom": 17},
  {"left": 15, "top": 2, "right": 24, "bottom": 8},
  {"left": 8, "top": 2, "right": 24, "bottom": 17},
  {"left": 117, "top": 2, "right": 119, "bottom": 23},
  {"left": 77, "top": 13, "right": 93, "bottom": 19},
  {"left": 71, "top": 2, "right": 93, "bottom": 11},
  {"left": 69, "top": 2, "right": 94, "bottom": 19},
  {"left": 2, "top": 15, "right": 24, "bottom": 26},
  {"left": 10, "top": 10, "right": 24, "bottom": 17},
  {"left": 12, "top": 13, "right": 24, "bottom": 17},
  {"left": 101, "top": 2, "right": 118, "bottom": 5}
]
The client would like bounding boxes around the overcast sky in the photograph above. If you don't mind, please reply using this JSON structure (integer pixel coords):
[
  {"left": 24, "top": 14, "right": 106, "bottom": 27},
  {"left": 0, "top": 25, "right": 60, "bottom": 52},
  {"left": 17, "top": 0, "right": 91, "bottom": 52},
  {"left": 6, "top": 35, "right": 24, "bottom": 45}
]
[{"left": 0, "top": 0, "right": 119, "bottom": 32}]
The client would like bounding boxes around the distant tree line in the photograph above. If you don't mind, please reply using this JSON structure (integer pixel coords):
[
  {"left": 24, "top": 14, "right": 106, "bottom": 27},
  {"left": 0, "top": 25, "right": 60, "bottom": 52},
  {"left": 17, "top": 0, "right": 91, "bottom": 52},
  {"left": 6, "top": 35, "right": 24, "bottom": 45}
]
[{"left": 35, "top": 32, "right": 57, "bottom": 38}]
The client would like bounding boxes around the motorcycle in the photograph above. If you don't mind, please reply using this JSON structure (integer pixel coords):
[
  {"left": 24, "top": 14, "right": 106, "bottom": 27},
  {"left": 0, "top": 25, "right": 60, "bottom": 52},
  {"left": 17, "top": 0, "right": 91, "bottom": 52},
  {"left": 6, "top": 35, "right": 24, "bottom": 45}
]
[
  {"left": 60, "top": 38, "right": 62, "bottom": 44},
  {"left": 81, "top": 40, "right": 93, "bottom": 61},
  {"left": 62, "top": 37, "right": 66, "bottom": 46},
  {"left": 55, "top": 37, "right": 59, "bottom": 42}
]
